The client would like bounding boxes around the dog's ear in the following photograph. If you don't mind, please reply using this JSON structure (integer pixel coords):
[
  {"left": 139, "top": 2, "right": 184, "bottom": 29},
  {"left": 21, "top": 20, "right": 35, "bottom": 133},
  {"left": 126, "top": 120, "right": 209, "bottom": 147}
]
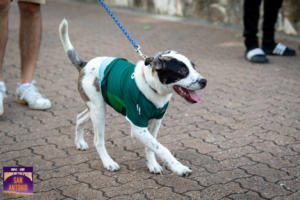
[
  {"left": 147, "top": 55, "right": 170, "bottom": 70},
  {"left": 153, "top": 56, "right": 172, "bottom": 70},
  {"left": 145, "top": 56, "right": 164, "bottom": 70},
  {"left": 144, "top": 57, "right": 154, "bottom": 66}
]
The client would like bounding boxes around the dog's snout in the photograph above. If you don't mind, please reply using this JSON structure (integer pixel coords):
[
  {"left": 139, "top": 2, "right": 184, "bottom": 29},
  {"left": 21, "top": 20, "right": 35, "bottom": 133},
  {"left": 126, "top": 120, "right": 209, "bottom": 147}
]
[{"left": 198, "top": 79, "right": 207, "bottom": 89}]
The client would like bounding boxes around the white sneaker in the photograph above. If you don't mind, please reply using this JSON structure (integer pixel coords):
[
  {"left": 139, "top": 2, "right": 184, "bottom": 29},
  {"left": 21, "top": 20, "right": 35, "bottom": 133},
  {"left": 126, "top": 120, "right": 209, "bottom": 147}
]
[
  {"left": 16, "top": 81, "right": 51, "bottom": 110},
  {"left": 0, "top": 82, "right": 6, "bottom": 116}
]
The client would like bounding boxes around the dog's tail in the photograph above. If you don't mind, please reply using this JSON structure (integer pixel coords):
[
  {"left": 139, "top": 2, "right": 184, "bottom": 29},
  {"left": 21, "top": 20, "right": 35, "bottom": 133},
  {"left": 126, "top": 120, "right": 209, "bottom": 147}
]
[{"left": 59, "top": 19, "right": 87, "bottom": 71}]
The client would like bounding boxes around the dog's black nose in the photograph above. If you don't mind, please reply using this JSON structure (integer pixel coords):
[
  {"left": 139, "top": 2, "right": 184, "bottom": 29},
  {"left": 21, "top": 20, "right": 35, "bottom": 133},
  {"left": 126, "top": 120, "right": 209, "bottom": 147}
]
[{"left": 198, "top": 79, "right": 207, "bottom": 89}]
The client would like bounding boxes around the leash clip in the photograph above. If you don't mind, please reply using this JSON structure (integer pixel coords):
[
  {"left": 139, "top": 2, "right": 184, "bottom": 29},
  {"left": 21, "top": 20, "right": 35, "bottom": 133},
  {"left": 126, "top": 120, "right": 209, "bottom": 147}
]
[{"left": 136, "top": 45, "right": 147, "bottom": 60}]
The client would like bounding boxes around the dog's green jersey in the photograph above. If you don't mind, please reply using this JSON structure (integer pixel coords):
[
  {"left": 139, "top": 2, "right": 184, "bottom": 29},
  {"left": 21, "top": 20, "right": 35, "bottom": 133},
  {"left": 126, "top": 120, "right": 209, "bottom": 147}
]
[{"left": 100, "top": 58, "right": 168, "bottom": 127}]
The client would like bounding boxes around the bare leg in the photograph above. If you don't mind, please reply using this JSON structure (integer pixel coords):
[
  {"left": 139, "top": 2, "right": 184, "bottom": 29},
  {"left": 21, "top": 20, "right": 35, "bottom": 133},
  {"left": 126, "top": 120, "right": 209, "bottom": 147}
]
[
  {"left": 0, "top": 0, "right": 10, "bottom": 81},
  {"left": 18, "top": 2, "right": 42, "bottom": 83}
]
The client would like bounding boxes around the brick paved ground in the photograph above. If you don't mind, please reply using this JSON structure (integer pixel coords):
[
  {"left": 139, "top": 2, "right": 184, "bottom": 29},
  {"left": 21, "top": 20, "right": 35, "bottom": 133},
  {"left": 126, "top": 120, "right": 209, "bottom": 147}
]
[{"left": 0, "top": 0, "right": 299, "bottom": 199}]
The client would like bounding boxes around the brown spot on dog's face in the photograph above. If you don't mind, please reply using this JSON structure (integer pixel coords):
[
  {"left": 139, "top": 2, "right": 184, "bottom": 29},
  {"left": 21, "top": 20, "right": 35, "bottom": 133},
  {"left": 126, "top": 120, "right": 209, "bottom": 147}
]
[
  {"left": 78, "top": 70, "right": 89, "bottom": 102},
  {"left": 93, "top": 77, "right": 101, "bottom": 92}
]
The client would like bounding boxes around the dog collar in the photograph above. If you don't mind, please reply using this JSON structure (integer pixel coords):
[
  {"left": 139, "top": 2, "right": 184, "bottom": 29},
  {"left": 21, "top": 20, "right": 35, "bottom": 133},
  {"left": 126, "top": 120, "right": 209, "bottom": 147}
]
[{"left": 142, "top": 70, "right": 158, "bottom": 94}]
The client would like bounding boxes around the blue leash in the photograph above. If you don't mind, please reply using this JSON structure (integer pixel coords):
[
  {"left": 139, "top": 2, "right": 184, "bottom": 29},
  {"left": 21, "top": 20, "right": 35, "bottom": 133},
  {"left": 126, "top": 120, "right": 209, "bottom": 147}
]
[{"left": 98, "top": 0, "right": 147, "bottom": 60}]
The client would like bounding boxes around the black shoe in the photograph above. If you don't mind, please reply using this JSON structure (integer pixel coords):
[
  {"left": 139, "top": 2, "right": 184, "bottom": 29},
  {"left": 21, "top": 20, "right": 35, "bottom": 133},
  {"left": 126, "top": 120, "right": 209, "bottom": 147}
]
[
  {"left": 263, "top": 43, "right": 296, "bottom": 56},
  {"left": 245, "top": 48, "right": 269, "bottom": 64}
]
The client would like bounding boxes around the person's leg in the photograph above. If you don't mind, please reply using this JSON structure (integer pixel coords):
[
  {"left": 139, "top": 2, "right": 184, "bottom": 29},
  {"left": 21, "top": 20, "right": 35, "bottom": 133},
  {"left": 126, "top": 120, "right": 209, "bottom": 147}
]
[
  {"left": 243, "top": 0, "right": 268, "bottom": 63},
  {"left": 243, "top": 0, "right": 262, "bottom": 51},
  {"left": 262, "top": 0, "right": 295, "bottom": 56},
  {"left": 0, "top": 0, "right": 10, "bottom": 81},
  {"left": 262, "top": 0, "right": 283, "bottom": 47},
  {"left": 0, "top": 0, "right": 10, "bottom": 115},
  {"left": 18, "top": 2, "right": 41, "bottom": 83},
  {"left": 16, "top": 1, "right": 51, "bottom": 110}
]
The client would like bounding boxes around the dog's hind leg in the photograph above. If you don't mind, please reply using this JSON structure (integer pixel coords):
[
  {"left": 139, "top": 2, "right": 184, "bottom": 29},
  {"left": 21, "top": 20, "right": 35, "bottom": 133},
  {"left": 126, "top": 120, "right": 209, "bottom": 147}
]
[
  {"left": 75, "top": 108, "right": 90, "bottom": 150},
  {"left": 79, "top": 57, "right": 119, "bottom": 171},
  {"left": 146, "top": 119, "right": 163, "bottom": 174},
  {"left": 88, "top": 102, "right": 120, "bottom": 172}
]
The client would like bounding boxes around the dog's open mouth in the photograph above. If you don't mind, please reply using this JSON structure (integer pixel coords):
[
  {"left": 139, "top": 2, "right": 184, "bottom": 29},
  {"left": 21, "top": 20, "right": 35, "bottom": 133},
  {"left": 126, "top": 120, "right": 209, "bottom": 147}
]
[{"left": 173, "top": 85, "right": 201, "bottom": 103}]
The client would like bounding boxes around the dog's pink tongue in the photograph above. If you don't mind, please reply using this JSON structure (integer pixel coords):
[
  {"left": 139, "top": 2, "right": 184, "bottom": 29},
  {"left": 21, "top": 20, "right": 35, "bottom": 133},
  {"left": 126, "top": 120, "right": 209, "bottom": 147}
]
[{"left": 188, "top": 90, "right": 202, "bottom": 103}]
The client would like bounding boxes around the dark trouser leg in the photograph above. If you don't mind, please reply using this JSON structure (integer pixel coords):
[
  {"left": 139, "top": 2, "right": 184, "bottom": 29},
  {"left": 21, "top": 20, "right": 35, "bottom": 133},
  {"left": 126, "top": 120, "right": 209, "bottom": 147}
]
[
  {"left": 243, "top": 0, "right": 262, "bottom": 51},
  {"left": 262, "top": 0, "right": 283, "bottom": 47}
]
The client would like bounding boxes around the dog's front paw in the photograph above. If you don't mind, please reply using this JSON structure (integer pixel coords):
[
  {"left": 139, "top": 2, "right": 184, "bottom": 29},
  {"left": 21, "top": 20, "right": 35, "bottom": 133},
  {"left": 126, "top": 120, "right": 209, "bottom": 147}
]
[
  {"left": 171, "top": 163, "right": 192, "bottom": 177},
  {"left": 75, "top": 139, "right": 89, "bottom": 150},
  {"left": 103, "top": 159, "right": 120, "bottom": 172},
  {"left": 147, "top": 161, "right": 163, "bottom": 174}
]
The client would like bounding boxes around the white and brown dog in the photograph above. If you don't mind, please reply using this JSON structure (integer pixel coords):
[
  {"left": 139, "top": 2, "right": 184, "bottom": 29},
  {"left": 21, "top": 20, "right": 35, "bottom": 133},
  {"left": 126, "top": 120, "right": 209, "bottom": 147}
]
[{"left": 59, "top": 19, "right": 206, "bottom": 176}]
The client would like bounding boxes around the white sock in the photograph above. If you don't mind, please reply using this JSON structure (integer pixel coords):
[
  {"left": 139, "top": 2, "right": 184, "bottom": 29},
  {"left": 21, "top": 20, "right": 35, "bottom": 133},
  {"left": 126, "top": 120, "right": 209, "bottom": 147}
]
[
  {"left": 0, "top": 81, "right": 6, "bottom": 93},
  {"left": 17, "top": 82, "right": 32, "bottom": 93}
]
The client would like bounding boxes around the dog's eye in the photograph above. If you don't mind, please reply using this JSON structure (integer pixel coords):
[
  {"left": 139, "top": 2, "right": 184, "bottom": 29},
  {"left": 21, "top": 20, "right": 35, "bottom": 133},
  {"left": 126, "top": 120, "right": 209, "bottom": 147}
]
[
  {"left": 157, "top": 59, "right": 189, "bottom": 84},
  {"left": 157, "top": 70, "right": 183, "bottom": 84},
  {"left": 178, "top": 67, "right": 189, "bottom": 76}
]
